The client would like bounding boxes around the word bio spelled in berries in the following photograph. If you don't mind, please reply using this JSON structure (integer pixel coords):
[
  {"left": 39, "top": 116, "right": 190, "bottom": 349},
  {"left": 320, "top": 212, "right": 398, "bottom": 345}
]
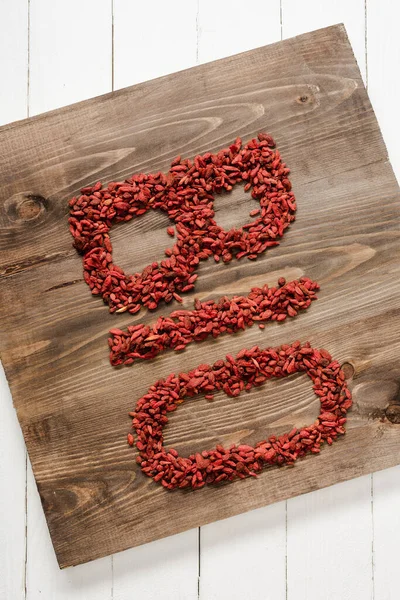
[{"left": 69, "top": 134, "right": 352, "bottom": 491}]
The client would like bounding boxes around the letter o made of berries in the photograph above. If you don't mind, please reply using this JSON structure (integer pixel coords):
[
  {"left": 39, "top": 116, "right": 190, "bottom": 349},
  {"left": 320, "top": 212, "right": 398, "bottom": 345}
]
[
  {"left": 69, "top": 134, "right": 296, "bottom": 314},
  {"left": 129, "top": 342, "right": 352, "bottom": 490}
]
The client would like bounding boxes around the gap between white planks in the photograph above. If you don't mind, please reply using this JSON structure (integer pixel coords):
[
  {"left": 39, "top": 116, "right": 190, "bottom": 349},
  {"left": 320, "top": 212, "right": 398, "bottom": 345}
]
[{"left": 1, "top": 1, "right": 400, "bottom": 599}]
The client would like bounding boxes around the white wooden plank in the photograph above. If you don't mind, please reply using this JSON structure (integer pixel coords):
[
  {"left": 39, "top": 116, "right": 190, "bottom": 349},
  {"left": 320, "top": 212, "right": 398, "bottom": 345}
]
[
  {"left": 29, "top": 0, "right": 112, "bottom": 115},
  {"left": 25, "top": 468, "right": 112, "bottom": 600},
  {"left": 200, "top": 503, "right": 287, "bottom": 600},
  {"left": 371, "top": 466, "right": 400, "bottom": 600},
  {"left": 367, "top": 3, "right": 400, "bottom": 598},
  {"left": 113, "top": 0, "right": 198, "bottom": 89},
  {"left": 112, "top": 531, "right": 199, "bottom": 600},
  {"left": 282, "top": 0, "right": 367, "bottom": 82},
  {"left": 0, "top": 364, "right": 27, "bottom": 600},
  {"left": 196, "top": 5, "right": 286, "bottom": 599},
  {"left": 0, "top": 2, "right": 28, "bottom": 599},
  {"left": 111, "top": 3, "right": 199, "bottom": 597},
  {"left": 26, "top": 0, "right": 113, "bottom": 596},
  {"left": 367, "top": 0, "right": 400, "bottom": 178},
  {"left": 0, "top": 0, "right": 28, "bottom": 125},
  {"left": 287, "top": 476, "right": 373, "bottom": 600},
  {"left": 197, "top": 0, "right": 281, "bottom": 64}
]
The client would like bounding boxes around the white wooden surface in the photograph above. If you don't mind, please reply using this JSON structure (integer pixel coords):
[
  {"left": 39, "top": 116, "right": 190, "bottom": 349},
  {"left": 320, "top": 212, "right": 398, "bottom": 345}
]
[{"left": 1, "top": 1, "right": 399, "bottom": 598}]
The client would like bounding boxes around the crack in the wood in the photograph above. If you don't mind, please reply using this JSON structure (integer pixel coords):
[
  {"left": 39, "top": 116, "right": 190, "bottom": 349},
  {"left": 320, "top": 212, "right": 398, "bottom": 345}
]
[
  {"left": 0, "top": 250, "right": 75, "bottom": 277},
  {"left": 44, "top": 278, "right": 83, "bottom": 292}
]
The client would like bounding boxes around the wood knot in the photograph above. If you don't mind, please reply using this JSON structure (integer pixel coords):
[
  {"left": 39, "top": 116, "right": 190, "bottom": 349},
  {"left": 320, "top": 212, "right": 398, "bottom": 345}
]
[
  {"left": 385, "top": 404, "right": 400, "bottom": 424},
  {"left": 341, "top": 362, "right": 355, "bottom": 379},
  {"left": 5, "top": 192, "right": 48, "bottom": 223},
  {"left": 18, "top": 195, "right": 45, "bottom": 220},
  {"left": 297, "top": 95, "right": 309, "bottom": 104}
]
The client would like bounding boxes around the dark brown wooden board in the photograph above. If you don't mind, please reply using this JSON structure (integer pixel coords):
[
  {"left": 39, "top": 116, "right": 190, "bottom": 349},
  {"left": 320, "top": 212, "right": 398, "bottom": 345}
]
[{"left": 1, "top": 24, "right": 400, "bottom": 568}]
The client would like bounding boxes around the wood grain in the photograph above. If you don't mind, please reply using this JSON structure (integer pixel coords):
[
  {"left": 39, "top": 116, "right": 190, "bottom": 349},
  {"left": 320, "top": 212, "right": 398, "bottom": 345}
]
[{"left": 1, "top": 25, "right": 400, "bottom": 568}]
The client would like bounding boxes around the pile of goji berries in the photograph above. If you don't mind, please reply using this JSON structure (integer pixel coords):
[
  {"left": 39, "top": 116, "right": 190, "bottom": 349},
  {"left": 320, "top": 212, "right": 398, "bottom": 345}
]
[
  {"left": 129, "top": 342, "right": 352, "bottom": 490},
  {"left": 109, "top": 276, "right": 319, "bottom": 365},
  {"left": 69, "top": 133, "right": 352, "bottom": 491},
  {"left": 68, "top": 133, "right": 296, "bottom": 314}
]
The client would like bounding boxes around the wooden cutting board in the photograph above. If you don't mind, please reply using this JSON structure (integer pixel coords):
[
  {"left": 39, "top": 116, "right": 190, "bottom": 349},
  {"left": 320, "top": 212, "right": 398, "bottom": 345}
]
[{"left": 1, "top": 24, "right": 400, "bottom": 569}]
